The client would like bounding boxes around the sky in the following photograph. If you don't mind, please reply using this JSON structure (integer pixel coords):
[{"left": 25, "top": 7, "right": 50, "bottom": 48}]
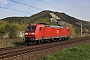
[{"left": 0, "top": 0, "right": 90, "bottom": 21}]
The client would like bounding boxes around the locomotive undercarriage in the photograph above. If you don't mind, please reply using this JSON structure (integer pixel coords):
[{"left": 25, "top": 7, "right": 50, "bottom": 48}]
[
  {"left": 23, "top": 36, "right": 70, "bottom": 45},
  {"left": 24, "top": 37, "right": 36, "bottom": 44}
]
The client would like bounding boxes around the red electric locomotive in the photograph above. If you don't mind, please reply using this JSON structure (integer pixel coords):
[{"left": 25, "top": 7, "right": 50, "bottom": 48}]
[{"left": 23, "top": 24, "right": 70, "bottom": 44}]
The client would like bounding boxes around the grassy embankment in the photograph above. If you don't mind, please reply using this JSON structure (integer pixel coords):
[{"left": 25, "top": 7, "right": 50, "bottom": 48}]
[
  {"left": 0, "top": 39, "right": 25, "bottom": 48},
  {"left": 40, "top": 43, "right": 90, "bottom": 60}
]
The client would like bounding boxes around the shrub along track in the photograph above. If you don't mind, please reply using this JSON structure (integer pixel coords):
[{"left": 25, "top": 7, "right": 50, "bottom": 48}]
[{"left": 0, "top": 37, "right": 90, "bottom": 60}]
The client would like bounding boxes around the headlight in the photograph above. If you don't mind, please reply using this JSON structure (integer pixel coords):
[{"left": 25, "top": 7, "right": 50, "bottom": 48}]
[
  {"left": 31, "top": 33, "right": 35, "bottom": 35},
  {"left": 25, "top": 33, "right": 28, "bottom": 35}
]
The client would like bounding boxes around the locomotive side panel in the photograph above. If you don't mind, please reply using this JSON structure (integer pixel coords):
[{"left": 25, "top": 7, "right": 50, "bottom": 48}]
[
  {"left": 42, "top": 27, "right": 61, "bottom": 39},
  {"left": 60, "top": 28, "right": 68, "bottom": 36},
  {"left": 43, "top": 27, "right": 53, "bottom": 39},
  {"left": 59, "top": 27, "right": 70, "bottom": 39}
]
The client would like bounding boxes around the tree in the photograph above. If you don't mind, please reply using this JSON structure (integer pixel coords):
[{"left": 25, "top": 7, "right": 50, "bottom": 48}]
[
  {"left": 35, "top": 18, "right": 52, "bottom": 25},
  {"left": 0, "top": 20, "right": 10, "bottom": 38},
  {"left": 9, "top": 23, "right": 24, "bottom": 39}
]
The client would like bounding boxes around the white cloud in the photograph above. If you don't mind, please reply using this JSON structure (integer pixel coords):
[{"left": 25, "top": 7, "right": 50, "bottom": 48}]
[{"left": 0, "top": 0, "right": 8, "bottom": 5}]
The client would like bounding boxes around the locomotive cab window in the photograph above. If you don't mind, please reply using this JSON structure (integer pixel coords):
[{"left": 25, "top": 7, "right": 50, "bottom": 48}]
[
  {"left": 40, "top": 27, "right": 42, "bottom": 31},
  {"left": 26, "top": 26, "right": 36, "bottom": 31}
]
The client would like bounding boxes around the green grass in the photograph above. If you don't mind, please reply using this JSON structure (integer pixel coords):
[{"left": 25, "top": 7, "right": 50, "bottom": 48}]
[{"left": 41, "top": 43, "right": 90, "bottom": 60}]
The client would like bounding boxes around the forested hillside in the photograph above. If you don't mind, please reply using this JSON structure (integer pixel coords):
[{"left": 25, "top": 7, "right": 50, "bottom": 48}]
[{"left": 2, "top": 10, "right": 90, "bottom": 29}]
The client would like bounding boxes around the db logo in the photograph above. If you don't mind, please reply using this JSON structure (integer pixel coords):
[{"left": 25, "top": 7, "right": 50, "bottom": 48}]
[{"left": 57, "top": 30, "right": 59, "bottom": 33}]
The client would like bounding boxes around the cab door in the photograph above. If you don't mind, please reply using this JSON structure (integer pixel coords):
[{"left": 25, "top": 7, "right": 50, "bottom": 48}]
[
  {"left": 41, "top": 27, "right": 44, "bottom": 39},
  {"left": 40, "top": 27, "right": 44, "bottom": 39}
]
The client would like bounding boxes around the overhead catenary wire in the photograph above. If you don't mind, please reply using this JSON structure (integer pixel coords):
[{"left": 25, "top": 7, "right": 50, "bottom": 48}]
[
  {"left": 0, "top": 0, "right": 62, "bottom": 17},
  {"left": 10, "top": 0, "right": 44, "bottom": 10},
  {"left": 38, "top": 0, "right": 61, "bottom": 11},
  {"left": 0, "top": 6, "right": 32, "bottom": 14}
]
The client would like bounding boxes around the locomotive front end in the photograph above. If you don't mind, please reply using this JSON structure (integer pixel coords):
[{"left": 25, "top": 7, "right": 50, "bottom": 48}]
[{"left": 24, "top": 25, "right": 36, "bottom": 44}]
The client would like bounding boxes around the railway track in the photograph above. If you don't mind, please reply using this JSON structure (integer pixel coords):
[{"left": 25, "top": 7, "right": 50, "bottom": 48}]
[
  {"left": 0, "top": 45, "right": 26, "bottom": 52},
  {"left": 0, "top": 37, "right": 90, "bottom": 60}
]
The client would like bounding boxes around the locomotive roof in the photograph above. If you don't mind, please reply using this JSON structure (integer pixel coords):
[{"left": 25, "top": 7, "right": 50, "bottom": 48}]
[
  {"left": 45, "top": 25, "right": 66, "bottom": 28},
  {"left": 28, "top": 24, "right": 66, "bottom": 28}
]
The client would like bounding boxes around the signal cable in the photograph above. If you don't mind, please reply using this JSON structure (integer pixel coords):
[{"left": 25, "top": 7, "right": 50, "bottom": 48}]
[
  {"left": 38, "top": 0, "right": 61, "bottom": 11},
  {"left": 10, "top": 0, "right": 44, "bottom": 10},
  {"left": 0, "top": 6, "right": 32, "bottom": 14}
]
